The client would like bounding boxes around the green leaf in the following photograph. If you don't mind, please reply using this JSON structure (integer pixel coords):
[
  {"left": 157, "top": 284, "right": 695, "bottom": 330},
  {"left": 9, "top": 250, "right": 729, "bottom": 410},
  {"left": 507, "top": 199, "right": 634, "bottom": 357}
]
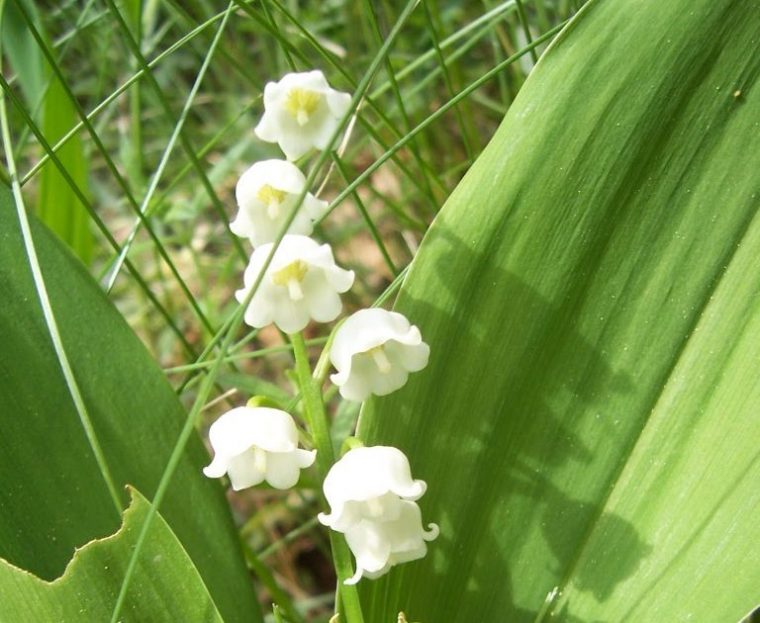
[
  {"left": 37, "top": 77, "right": 93, "bottom": 264},
  {"left": 0, "top": 0, "right": 45, "bottom": 104},
  {"left": 0, "top": 0, "right": 93, "bottom": 263},
  {"left": 359, "top": 0, "right": 760, "bottom": 621},
  {"left": 0, "top": 189, "right": 261, "bottom": 622},
  {"left": 0, "top": 489, "right": 223, "bottom": 622}
]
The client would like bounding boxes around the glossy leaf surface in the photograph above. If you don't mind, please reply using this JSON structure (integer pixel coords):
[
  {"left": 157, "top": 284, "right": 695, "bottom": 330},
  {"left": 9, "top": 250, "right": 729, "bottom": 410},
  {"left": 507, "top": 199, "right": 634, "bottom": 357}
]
[{"left": 359, "top": 0, "right": 760, "bottom": 620}]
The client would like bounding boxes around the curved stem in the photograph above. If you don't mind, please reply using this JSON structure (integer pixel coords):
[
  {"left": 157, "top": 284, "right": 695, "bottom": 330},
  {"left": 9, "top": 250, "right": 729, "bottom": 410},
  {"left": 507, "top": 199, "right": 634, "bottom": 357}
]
[{"left": 290, "top": 333, "right": 365, "bottom": 623}]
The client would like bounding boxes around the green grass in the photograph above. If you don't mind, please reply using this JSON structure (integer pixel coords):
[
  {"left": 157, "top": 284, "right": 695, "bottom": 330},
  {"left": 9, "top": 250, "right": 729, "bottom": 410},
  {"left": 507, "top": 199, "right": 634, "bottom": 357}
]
[{"left": 0, "top": 1, "right": 581, "bottom": 619}]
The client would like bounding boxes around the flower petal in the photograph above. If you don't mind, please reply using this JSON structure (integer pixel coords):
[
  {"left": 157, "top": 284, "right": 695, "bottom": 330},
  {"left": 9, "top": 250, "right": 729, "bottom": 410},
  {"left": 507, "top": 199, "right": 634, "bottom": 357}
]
[
  {"left": 202, "top": 454, "right": 230, "bottom": 479},
  {"left": 264, "top": 451, "right": 304, "bottom": 489},
  {"left": 206, "top": 407, "right": 300, "bottom": 457},
  {"left": 385, "top": 340, "right": 430, "bottom": 373},
  {"left": 367, "top": 362, "right": 409, "bottom": 397},
  {"left": 326, "top": 89, "right": 351, "bottom": 118},
  {"left": 345, "top": 521, "right": 393, "bottom": 574},
  {"left": 226, "top": 448, "right": 267, "bottom": 491},
  {"left": 270, "top": 298, "right": 312, "bottom": 333},
  {"left": 302, "top": 271, "right": 343, "bottom": 323}
]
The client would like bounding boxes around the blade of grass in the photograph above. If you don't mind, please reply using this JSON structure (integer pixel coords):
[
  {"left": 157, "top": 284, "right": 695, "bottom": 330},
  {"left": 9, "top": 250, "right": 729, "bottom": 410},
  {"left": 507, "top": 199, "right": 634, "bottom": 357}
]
[
  {"left": 368, "top": 0, "right": 517, "bottom": 99},
  {"left": 363, "top": 0, "right": 439, "bottom": 218},
  {"left": 261, "top": 0, "right": 295, "bottom": 72},
  {"left": 242, "top": 543, "right": 305, "bottom": 623},
  {"left": 123, "top": 0, "right": 144, "bottom": 191},
  {"left": 239, "top": 0, "right": 446, "bottom": 207},
  {"left": 19, "top": 2, "right": 246, "bottom": 186},
  {"left": 158, "top": 0, "right": 263, "bottom": 90},
  {"left": 150, "top": 101, "right": 255, "bottom": 215},
  {"left": 515, "top": 0, "right": 538, "bottom": 63},
  {"left": 11, "top": 0, "right": 98, "bottom": 153},
  {"left": 331, "top": 153, "right": 398, "bottom": 276},
  {"left": 3, "top": 0, "right": 94, "bottom": 262},
  {"left": 421, "top": 0, "right": 476, "bottom": 161},
  {"left": 164, "top": 338, "right": 327, "bottom": 374}
]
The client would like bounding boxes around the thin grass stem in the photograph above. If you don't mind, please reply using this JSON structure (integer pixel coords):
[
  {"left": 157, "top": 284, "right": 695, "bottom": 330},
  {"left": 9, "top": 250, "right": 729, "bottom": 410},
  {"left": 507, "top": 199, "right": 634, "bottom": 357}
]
[{"left": 8, "top": 0, "right": 220, "bottom": 341}]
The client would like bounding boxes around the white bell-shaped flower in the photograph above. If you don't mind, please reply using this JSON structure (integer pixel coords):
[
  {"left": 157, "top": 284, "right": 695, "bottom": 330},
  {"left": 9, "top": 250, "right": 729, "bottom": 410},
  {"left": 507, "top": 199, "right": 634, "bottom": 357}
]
[
  {"left": 236, "top": 234, "right": 354, "bottom": 334},
  {"left": 344, "top": 500, "right": 439, "bottom": 585},
  {"left": 330, "top": 308, "right": 430, "bottom": 402},
  {"left": 318, "top": 446, "right": 428, "bottom": 532},
  {"left": 203, "top": 406, "right": 316, "bottom": 490},
  {"left": 231, "top": 159, "right": 327, "bottom": 247},
  {"left": 254, "top": 70, "right": 351, "bottom": 160}
]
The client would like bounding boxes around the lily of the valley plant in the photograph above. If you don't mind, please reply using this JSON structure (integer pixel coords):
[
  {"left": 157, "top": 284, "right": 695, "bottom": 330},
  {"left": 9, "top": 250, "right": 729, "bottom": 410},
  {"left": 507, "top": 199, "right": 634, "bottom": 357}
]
[{"left": 202, "top": 69, "right": 438, "bottom": 610}]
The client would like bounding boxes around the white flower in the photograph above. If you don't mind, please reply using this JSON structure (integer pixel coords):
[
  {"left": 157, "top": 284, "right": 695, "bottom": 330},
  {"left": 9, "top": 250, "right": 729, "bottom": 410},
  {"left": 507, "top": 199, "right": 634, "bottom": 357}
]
[
  {"left": 203, "top": 406, "right": 316, "bottom": 491},
  {"left": 343, "top": 500, "right": 439, "bottom": 584},
  {"left": 254, "top": 70, "right": 351, "bottom": 161},
  {"left": 236, "top": 234, "right": 354, "bottom": 334},
  {"left": 231, "top": 159, "right": 327, "bottom": 247},
  {"left": 330, "top": 308, "right": 430, "bottom": 402},
  {"left": 319, "top": 446, "right": 427, "bottom": 531},
  {"left": 318, "top": 446, "right": 438, "bottom": 584}
]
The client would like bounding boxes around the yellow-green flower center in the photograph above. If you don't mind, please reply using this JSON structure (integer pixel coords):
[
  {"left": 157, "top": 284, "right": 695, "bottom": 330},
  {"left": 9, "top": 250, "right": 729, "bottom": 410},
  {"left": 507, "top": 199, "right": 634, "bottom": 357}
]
[
  {"left": 284, "top": 88, "right": 322, "bottom": 126},
  {"left": 257, "top": 184, "right": 287, "bottom": 218},
  {"left": 252, "top": 446, "right": 267, "bottom": 474},
  {"left": 367, "top": 345, "right": 392, "bottom": 374},
  {"left": 272, "top": 260, "right": 309, "bottom": 300}
]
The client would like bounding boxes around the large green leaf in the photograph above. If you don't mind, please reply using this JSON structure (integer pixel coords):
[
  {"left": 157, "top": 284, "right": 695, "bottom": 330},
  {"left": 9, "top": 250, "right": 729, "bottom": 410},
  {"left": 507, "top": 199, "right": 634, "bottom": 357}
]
[
  {"left": 359, "top": 0, "right": 760, "bottom": 621},
  {"left": 0, "top": 189, "right": 261, "bottom": 621},
  {"left": 0, "top": 489, "right": 223, "bottom": 622}
]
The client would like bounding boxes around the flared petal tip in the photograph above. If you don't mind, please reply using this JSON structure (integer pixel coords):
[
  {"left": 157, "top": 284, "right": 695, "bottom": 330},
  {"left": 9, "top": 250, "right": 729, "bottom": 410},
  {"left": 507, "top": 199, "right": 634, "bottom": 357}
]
[
  {"left": 202, "top": 458, "right": 228, "bottom": 479},
  {"left": 344, "top": 565, "right": 364, "bottom": 586},
  {"left": 423, "top": 523, "right": 440, "bottom": 541},
  {"left": 317, "top": 511, "right": 334, "bottom": 527}
]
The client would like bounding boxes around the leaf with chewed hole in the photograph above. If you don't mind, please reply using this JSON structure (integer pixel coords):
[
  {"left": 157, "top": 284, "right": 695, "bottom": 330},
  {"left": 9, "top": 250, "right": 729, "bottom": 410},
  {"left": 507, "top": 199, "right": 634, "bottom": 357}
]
[{"left": 0, "top": 489, "right": 223, "bottom": 622}]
